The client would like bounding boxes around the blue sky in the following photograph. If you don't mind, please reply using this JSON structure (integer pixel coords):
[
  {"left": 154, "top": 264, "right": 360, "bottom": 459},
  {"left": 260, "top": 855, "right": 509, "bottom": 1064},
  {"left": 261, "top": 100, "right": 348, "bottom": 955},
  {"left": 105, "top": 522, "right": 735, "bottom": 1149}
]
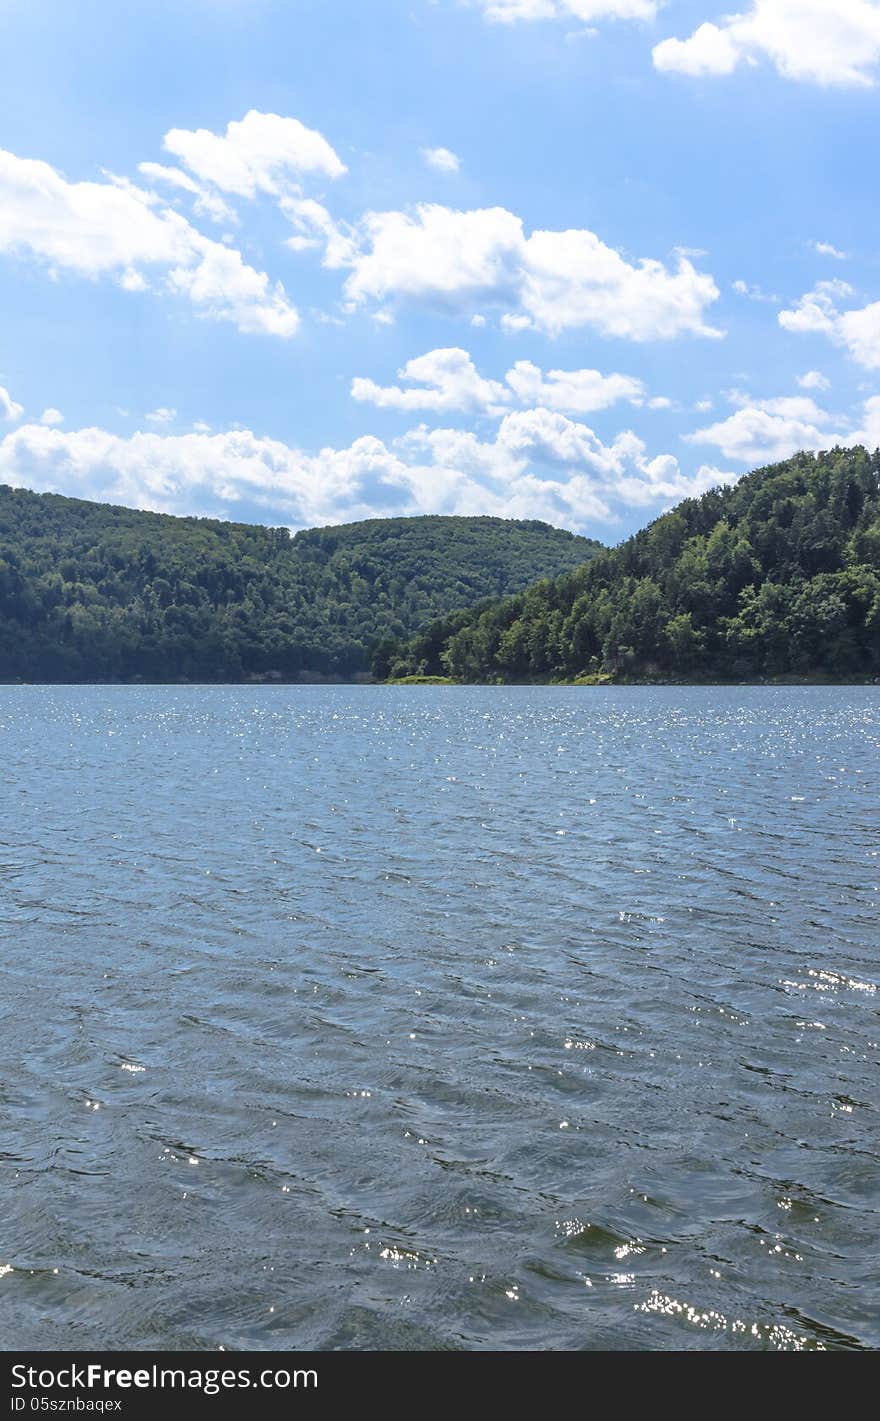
[{"left": 1, "top": 0, "right": 879, "bottom": 539}]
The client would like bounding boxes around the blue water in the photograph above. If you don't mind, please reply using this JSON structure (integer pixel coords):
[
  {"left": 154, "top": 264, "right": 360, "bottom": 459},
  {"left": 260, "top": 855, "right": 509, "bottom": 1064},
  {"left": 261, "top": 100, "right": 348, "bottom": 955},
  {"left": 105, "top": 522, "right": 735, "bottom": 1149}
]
[{"left": 0, "top": 685, "right": 877, "bottom": 1351}]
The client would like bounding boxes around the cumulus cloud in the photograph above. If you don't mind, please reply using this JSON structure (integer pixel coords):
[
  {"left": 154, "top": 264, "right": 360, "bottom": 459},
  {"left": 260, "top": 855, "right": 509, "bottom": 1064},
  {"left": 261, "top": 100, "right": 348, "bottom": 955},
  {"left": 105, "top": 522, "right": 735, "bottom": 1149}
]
[
  {"left": 0, "top": 410, "right": 733, "bottom": 534},
  {"left": 161, "top": 110, "right": 346, "bottom": 198},
  {"left": 797, "top": 369, "right": 830, "bottom": 390},
  {"left": 778, "top": 278, "right": 853, "bottom": 335},
  {"left": 136, "top": 110, "right": 347, "bottom": 262},
  {"left": 421, "top": 146, "right": 460, "bottom": 173},
  {"left": 654, "top": 1, "right": 880, "bottom": 87},
  {"left": 503, "top": 359, "right": 645, "bottom": 411},
  {"left": 144, "top": 407, "right": 177, "bottom": 425},
  {"left": 282, "top": 197, "right": 360, "bottom": 266},
  {"left": 835, "top": 302, "right": 880, "bottom": 368},
  {"left": 473, "top": 1, "right": 657, "bottom": 25},
  {"left": 501, "top": 313, "right": 533, "bottom": 332},
  {"left": 852, "top": 394, "right": 880, "bottom": 448},
  {"left": 279, "top": 190, "right": 720, "bottom": 343},
  {"left": 688, "top": 391, "right": 880, "bottom": 464},
  {"left": 0, "top": 386, "right": 23, "bottom": 422},
  {"left": 352, "top": 348, "right": 509, "bottom": 414},
  {"left": 779, "top": 279, "right": 880, "bottom": 369},
  {"left": 342, "top": 205, "right": 524, "bottom": 308},
  {"left": 653, "top": 20, "right": 742, "bottom": 76},
  {"left": 405, "top": 410, "right": 733, "bottom": 516},
  {"left": 0, "top": 424, "right": 380, "bottom": 528},
  {"left": 170, "top": 243, "right": 300, "bottom": 337},
  {"left": 137, "top": 161, "right": 238, "bottom": 225},
  {"left": 813, "top": 240, "right": 848, "bottom": 259},
  {"left": 352, "top": 348, "right": 647, "bottom": 415},
  {"left": 684, "top": 391, "right": 843, "bottom": 462},
  {"left": 732, "top": 279, "right": 779, "bottom": 303},
  {"left": 332, "top": 203, "right": 721, "bottom": 340},
  {"left": 39, "top": 408, "right": 64, "bottom": 426},
  {"left": 0, "top": 146, "right": 300, "bottom": 337}
]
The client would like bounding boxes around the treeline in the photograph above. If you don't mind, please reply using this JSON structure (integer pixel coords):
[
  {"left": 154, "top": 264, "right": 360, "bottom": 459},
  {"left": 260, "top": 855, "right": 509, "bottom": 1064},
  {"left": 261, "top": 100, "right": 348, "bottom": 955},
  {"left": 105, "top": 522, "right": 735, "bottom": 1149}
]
[
  {"left": 0, "top": 487, "right": 601, "bottom": 682},
  {"left": 379, "top": 447, "right": 880, "bottom": 683}
]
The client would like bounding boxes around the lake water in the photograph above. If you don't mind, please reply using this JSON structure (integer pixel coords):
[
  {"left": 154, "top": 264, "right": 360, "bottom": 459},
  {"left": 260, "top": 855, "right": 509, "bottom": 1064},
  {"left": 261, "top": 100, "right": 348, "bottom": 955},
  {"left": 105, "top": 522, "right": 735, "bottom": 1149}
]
[{"left": 0, "top": 685, "right": 878, "bottom": 1352}]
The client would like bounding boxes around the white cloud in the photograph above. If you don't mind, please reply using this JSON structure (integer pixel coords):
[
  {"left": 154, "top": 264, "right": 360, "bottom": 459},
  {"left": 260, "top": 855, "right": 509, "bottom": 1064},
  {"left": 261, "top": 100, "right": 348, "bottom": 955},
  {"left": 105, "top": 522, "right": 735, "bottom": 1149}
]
[
  {"left": 335, "top": 203, "right": 721, "bottom": 340},
  {"left": 162, "top": 110, "right": 346, "bottom": 198},
  {"left": 852, "top": 394, "right": 880, "bottom": 448},
  {"left": 522, "top": 226, "right": 721, "bottom": 338},
  {"left": 713, "top": 393, "right": 880, "bottom": 460},
  {"left": 421, "top": 146, "right": 460, "bottom": 173},
  {"left": 352, "top": 348, "right": 509, "bottom": 414},
  {"left": 501, "top": 313, "right": 533, "bottom": 331},
  {"left": 39, "top": 408, "right": 64, "bottom": 426},
  {"left": 654, "top": 1, "right": 880, "bottom": 87},
  {"left": 653, "top": 21, "right": 741, "bottom": 76},
  {"left": 119, "top": 268, "right": 150, "bottom": 292},
  {"left": 727, "top": 390, "right": 830, "bottom": 420},
  {"left": 473, "top": 1, "right": 657, "bottom": 25},
  {"left": 836, "top": 302, "right": 880, "bottom": 370},
  {"left": 352, "top": 348, "right": 647, "bottom": 415},
  {"left": 778, "top": 278, "right": 853, "bottom": 335},
  {"left": 779, "top": 279, "right": 880, "bottom": 368},
  {"left": 471, "top": 0, "right": 556, "bottom": 16},
  {"left": 489, "top": 407, "right": 637, "bottom": 476},
  {"left": 732, "top": 279, "right": 779, "bottom": 303},
  {"left": 344, "top": 204, "right": 525, "bottom": 308},
  {"left": 685, "top": 391, "right": 839, "bottom": 462},
  {"left": 282, "top": 197, "right": 360, "bottom": 267},
  {"left": 0, "top": 146, "right": 300, "bottom": 337},
  {"left": 0, "top": 150, "right": 183, "bottom": 277},
  {"left": 0, "top": 410, "right": 733, "bottom": 534},
  {"left": 813, "top": 240, "right": 848, "bottom": 259},
  {"left": 797, "top": 369, "right": 830, "bottom": 390},
  {"left": 0, "top": 386, "right": 23, "bottom": 422},
  {"left": 145, "top": 407, "right": 177, "bottom": 425},
  {"left": 137, "top": 161, "right": 238, "bottom": 225},
  {"left": 168, "top": 242, "right": 300, "bottom": 337},
  {"left": 504, "top": 359, "right": 645, "bottom": 411},
  {"left": 282, "top": 195, "right": 720, "bottom": 342},
  {"left": 0, "top": 423, "right": 379, "bottom": 528},
  {"left": 401, "top": 409, "right": 734, "bottom": 516}
]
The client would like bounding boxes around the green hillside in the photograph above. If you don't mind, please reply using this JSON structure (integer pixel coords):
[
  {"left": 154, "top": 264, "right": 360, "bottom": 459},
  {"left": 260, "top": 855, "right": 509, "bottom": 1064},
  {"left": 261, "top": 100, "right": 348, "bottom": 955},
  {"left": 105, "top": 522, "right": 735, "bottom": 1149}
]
[
  {"left": 381, "top": 446, "right": 880, "bottom": 683},
  {"left": 0, "top": 487, "right": 602, "bottom": 682}
]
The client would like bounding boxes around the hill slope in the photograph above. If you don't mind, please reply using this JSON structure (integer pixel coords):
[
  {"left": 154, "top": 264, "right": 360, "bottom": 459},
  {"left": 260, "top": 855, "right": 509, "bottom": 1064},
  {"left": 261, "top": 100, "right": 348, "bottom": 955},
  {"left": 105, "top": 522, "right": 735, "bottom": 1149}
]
[
  {"left": 382, "top": 446, "right": 880, "bottom": 683},
  {"left": 0, "top": 487, "right": 602, "bottom": 682}
]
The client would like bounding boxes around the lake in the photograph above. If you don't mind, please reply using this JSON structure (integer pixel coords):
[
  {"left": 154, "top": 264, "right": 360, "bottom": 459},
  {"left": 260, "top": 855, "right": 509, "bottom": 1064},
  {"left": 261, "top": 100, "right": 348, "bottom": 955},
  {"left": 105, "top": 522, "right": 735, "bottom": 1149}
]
[{"left": 0, "top": 685, "right": 877, "bottom": 1351}]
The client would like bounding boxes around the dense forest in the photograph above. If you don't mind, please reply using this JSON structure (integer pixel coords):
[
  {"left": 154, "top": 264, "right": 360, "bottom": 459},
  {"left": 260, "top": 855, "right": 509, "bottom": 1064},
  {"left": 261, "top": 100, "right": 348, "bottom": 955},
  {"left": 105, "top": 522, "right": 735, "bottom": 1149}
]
[
  {"left": 0, "top": 486, "right": 601, "bottom": 682},
  {"left": 379, "top": 446, "right": 880, "bottom": 683}
]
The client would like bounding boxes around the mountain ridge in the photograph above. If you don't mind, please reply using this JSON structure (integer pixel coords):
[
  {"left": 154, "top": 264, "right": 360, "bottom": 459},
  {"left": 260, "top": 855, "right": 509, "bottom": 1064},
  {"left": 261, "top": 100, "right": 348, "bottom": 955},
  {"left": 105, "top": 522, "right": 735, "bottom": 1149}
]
[
  {"left": 0, "top": 486, "right": 602, "bottom": 682},
  {"left": 379, "top": 446, "right": 880, "bottom": 684}
]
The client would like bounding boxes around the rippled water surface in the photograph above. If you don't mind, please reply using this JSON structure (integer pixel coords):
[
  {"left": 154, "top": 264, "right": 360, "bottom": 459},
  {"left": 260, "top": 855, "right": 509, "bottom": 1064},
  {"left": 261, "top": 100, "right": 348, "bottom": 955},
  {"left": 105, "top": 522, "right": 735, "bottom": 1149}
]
[{"left": 1, "top": 685, "right": 878, "bottom": 1351}]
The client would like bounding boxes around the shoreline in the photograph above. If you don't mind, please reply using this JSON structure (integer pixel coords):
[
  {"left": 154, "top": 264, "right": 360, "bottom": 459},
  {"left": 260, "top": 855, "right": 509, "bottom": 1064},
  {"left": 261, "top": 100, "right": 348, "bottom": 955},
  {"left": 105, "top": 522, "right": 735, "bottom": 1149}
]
[{"left": 1, "top": 676, "right": 877, "bottom": 689}]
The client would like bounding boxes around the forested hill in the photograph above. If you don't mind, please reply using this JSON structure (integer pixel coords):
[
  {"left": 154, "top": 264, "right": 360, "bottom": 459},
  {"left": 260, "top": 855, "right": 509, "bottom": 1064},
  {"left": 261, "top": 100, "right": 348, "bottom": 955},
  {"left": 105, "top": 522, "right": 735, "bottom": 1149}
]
[
  {"left": 0, "top": 487, "right": 601, "bottom": 682},
  {"left": 381, "top": 446, "right": 880, "bottom": 683}
]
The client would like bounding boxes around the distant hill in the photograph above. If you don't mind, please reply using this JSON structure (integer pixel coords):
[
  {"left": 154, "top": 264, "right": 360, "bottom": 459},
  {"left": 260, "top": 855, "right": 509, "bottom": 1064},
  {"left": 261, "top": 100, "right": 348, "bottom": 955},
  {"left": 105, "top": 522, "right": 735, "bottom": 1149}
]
[
  {"left": 0, "top": 487, "right": 602, "bottom": 682},
  {"left": 381, "top": 446, "right": 880, "bottom": 683}
]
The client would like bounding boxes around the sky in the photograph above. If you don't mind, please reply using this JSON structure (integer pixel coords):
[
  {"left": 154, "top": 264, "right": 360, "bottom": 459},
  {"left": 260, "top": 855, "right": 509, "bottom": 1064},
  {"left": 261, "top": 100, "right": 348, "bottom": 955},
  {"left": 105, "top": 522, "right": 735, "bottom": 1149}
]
[{"left": 1, "top": 0, "right": 880, "bottom": 540}]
